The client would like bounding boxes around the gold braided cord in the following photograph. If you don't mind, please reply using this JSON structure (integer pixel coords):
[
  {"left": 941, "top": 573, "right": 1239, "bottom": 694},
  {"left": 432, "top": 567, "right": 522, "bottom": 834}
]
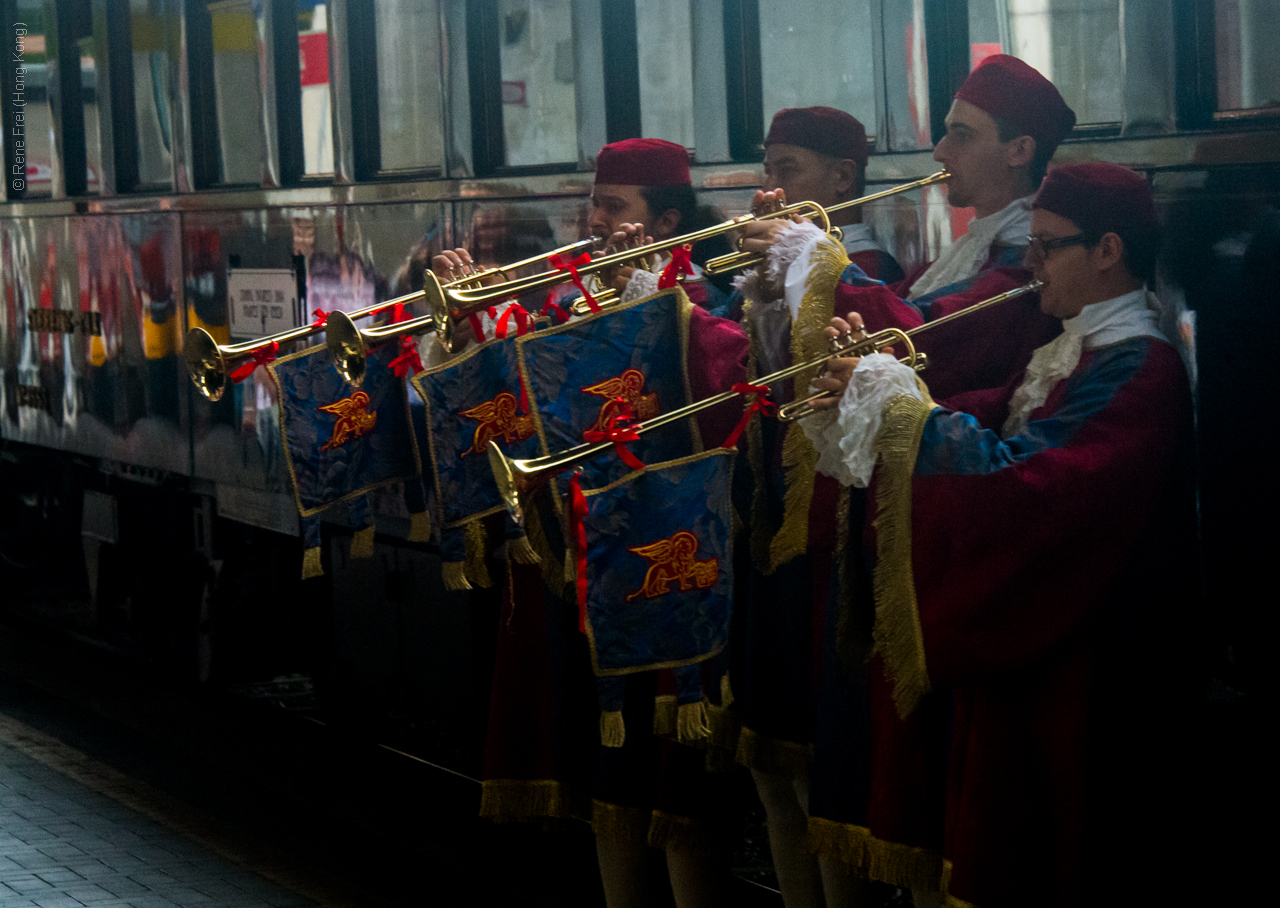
[
  {"left": 464, "top": 518, "right": 494, "bottom": 589},
  {"left": 807, "top": 816, "right": 945, "bottom": 893},
  {"left": 871, "top": 394, "right": 934, "bottom": 719}
]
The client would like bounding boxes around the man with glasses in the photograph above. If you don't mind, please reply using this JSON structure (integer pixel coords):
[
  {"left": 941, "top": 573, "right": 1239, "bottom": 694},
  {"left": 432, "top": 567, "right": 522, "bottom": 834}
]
[{"left": 800, "top": 162, "right": 1191, "bottom": 906}]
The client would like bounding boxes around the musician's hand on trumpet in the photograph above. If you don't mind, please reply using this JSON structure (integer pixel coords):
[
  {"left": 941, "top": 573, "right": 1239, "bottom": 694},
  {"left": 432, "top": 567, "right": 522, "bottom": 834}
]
[
  {"left": 807, "top": 314, "right": 898, "bottom": 411},
  {"left": 736, "top": 189, "right": 805, "bottom": 296},
  {"left": 598, "top": 223, "right": 654, "bottom": 292}
]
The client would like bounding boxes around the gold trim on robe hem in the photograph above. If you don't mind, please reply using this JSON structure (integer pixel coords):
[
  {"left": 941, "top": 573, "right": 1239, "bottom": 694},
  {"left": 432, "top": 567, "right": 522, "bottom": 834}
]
[
  {"left": 734, "top": 726, "right": 813, "bottom": 781},
  {"left": 648, "top": 809, "right": 721, "bottom": 854},
  {"left": 479, "top": 779, "right": 591, "bottom": 824},
  {"left": 591, "top": 799, "right": 652, "bottom": 847},
  {"left": 807, "top": 816, "right": 945, "bottom": 893},
  {"left": 871, "top": 393, "right": 935, "bottom": 719}
]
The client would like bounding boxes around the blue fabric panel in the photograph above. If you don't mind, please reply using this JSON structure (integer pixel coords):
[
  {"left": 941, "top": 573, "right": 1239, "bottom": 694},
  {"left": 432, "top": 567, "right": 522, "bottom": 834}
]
[
  {"left": 272, "top": 343, "right": 418, "bottom": 517},
  {"left": 582, "top": 451, "right": 735, "bottom": 675},
  {"left": 412, "top": 339, "right": 542, "bottom": 527}
]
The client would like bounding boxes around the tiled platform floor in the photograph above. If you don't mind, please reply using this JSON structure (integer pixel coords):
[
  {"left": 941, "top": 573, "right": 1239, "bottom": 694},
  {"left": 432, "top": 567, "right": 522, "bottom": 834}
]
[{"left": 0, "top": 716, "right": 315, "bottom": 908}]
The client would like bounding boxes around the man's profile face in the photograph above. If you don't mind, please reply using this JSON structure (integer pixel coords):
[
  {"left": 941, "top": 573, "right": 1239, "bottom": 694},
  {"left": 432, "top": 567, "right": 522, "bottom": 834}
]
[
  {"left": 589, "top": 184, "right": 654, "bottom": 240},
  {"left": 933, "top": 99, "right": 1021, "bottom": 212},
  {"left": 1026, "top": 209, "right": 1093, "bottom": 320},
  {"left": 762, "top": 144, "right": 851, "bottom": 209}
]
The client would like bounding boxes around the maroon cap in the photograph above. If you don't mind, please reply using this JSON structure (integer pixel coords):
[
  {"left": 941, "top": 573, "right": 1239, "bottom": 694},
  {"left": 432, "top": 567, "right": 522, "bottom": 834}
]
[
  {"left": 594, "top": 138, "right": 691, "bottom": 186},
  {"left": 955, "top": 54, "right": 1076, "bottom": 158},
  {"left": 1033, "top": 162, "right": 1157, "bottom": 239},
  {"left": 764, "top": 107, "right": 869, "bottom": 170}
]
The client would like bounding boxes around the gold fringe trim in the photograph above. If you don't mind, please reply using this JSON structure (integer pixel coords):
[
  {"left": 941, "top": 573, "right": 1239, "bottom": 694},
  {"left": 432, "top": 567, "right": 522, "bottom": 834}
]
[
  {"left": 480, "top": 779, "right": 590, "bottom": 824},
  {"left": 350, "top": 525, "right": 375, "bottom": 559},
  {"left": 600, "top": 710, "right": 625, "bottom": 748},
  {"left": 591, "top": 799, "right": 651, "bottom": 847},
  {"left": 735, "top": 726, "right": 812, "bottom": 781},
  {"left": 677, "top": 699, "right": 710, "bottom": 745},
  {"left": 563, "top": 546, "right": 576, "bottom": 586},
  {"left": 407, "top": 510, "right": 431, "bottom": 543},
  {"left": 767, "top": 422, "right": 818, "bottom": 570},
  {"left": 507, "top": 533, "right": 541, "bottom": 565},
  {"left": 464, "top": 519, "right": 493, "bottom": 589},
  {"left": 301, "top": 546, "right": 323, "bottom": 580},
  {"left": 653, "top": 695, "right": 677, "bottom": 737},
  {"left": 946, "top": 898, "right": 978, "bottom": 908},
  {"left": 806, "top": 816, "right": 944, "bottom": 893},
  {"left": 523, "top": 499, "right": 569, "bottom": 599},
  {"left": 720, "top": 672, "right": 734, "bottom": 708},
  {"left": 871, "top": 394, "right": 934, "bottom": 719},
  {"left": 705, "top": 701, "right": 740, "bottom": 753},
  {"left": 648, "top": 809, "right": 719, "bottom": 854},
  {"left": 442, "top": 561, "right": 471, "bottom": 591}
]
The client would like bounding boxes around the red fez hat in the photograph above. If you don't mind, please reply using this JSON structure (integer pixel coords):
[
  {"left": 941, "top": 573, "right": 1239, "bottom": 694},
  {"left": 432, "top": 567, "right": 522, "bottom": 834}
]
[
  {"left": 1033, "top": 162, "right": 1157, "bottom": 240},
  {"left": 595, "top": 138, "right": 691, "bottom": 186},
  {"left": 955, "top": 55, "right": 1076, "bottom": 158},
  {"left": 764, "top": 107, "right": 869, "bottom": 170}
]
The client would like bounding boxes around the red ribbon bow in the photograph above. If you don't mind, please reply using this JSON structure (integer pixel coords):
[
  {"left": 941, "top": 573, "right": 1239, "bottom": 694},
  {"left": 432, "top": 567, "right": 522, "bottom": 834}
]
[
  {"left": 722, "top": 381, "right": 777, "bottom": 448},
  {"left": 549, "top": 251, "right": 599, "bottom": 313},
  {"left": 495, "top": 303, "right": 533, "bottom": 339},
  {"left": 230, "top": 341, "right": 279, "bottom": 383},
  {"left": 388, "top": 336, "right": 424, "bottom": 377},
  {"left": 658, "top": 244, "right": 695, "bottom": 290},
  {"left": 311, "top": 309, "right": 329, "bottom": 327},
  {"left": 541, "top": 298, "right": 572, "bottom": 324},
  {"left": 569, "top": 471, "right": 590, "bottom": 632},
  {"left": 583, "top": 400, "right": 646, "bottom": 471}
]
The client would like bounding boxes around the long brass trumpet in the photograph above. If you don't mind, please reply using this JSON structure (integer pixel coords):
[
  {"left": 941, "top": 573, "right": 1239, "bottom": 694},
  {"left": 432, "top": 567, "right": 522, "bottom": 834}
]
[
  {"left": 703, "top": 170, "right": 952, "bottom": 275},
  {"left": 185, "top": 296, "right": 411, "bottom": 402},
  {"left": 489, "top": 279, "right": 1042, "bottom": 523}
]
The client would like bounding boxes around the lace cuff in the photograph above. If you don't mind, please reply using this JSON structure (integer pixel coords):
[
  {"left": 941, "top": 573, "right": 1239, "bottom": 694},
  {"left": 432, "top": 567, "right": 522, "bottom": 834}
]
[
  {"left": 801, "top": 353, "right": 923, "bottom": 488},
  {"left": 620, "top": 268, "right": 660, "bottom": 304}
]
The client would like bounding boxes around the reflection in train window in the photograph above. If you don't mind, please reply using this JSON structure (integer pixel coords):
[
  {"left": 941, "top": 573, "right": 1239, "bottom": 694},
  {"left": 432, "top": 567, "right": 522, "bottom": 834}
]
[
  {"left": 374, "top": 0, "right": 444, "bottom": 172},
  {"left": 131, "top": 1, "right": 174, "bottom": 187},
  {"left": 207, "top": 0, "right": 271, "bottom": 185},
  {"left": 760, "top": 0, "right": 878, "bottom": 144},
  {"left": 298, "top": 3, "right": 334, "bottom": 174},
  {"left": 14, "top": 1, "right": 53, "bottom": 196},
  {"left": 1214, "top": 0, "right": 1280, "bottom": 112},
  {"left": 497, "top": 0, "right": 580, "bottom": 166},
  {"left": 968, "top": 0, "right": 1121, "bottom": 126},
  {"left": 636, "top": 0, "right": 694, "bottom": 152},
  {"left": 880, "top": 0, "right": 932, "bottom": 151},
  {"left": 79, "top": 13, "right": 103, "bottom": 193}
]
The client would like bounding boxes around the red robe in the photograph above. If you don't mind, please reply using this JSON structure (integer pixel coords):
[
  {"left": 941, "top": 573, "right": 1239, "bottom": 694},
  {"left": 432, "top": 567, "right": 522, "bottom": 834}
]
[{"left": 866, "top": 336, "right": 1195, "bottom": 905}]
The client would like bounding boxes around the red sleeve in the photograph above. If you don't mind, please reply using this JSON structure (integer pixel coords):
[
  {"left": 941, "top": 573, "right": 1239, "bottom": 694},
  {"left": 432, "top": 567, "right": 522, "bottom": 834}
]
[{"left": 686, "top": 306, "right": 749, "bottom": 448}]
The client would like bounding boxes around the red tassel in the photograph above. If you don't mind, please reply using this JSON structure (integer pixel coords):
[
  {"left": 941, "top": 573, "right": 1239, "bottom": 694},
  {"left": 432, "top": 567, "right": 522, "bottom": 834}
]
[
  {"left": 570, "top": 471, "right": 589, "bottom": 633},
  {"left": 549, "top": 251, "right": 599, "bottom": 312},
  {"left": 583, "top": 400, "right": 646, "bottom": 470},
  {"left": 658, "top": 244, "right": 694, "bottom": 290},
  {"left": 722, "top": 381, "right": 777, "bottom": 448}
]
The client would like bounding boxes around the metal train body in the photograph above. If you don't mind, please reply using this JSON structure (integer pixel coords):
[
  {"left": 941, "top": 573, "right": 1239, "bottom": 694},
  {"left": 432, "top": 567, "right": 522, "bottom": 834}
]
[{"left": 0, "top": 1, "right": 1273, "bottom": 778}]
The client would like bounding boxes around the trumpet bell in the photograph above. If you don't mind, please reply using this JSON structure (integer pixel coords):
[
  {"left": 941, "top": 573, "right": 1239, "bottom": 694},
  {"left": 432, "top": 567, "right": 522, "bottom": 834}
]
[
  {"left": 326, "top": 311, "right": 368, "bottom": 386},
  {"left": 487, "top": 440, "right": 524, "bottom": 527},
  {"left": 185, "top": 327, "right": 228, "bottom": 402}
]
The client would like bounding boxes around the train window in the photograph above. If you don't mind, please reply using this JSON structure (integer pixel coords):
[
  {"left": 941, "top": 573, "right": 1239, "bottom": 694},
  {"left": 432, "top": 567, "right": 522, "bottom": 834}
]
[
  {"left": 298, "top": 3, "right": 334, "bottom": 174},
  {"left": 967, "top": 0, "right": 1122, "bottom": 127},
  {"left": 205, "top": 0, "right": 272, "bottom": 185},
  {"left": 130, "top": 1, "right": 175, "bottom": 188},
  {"left": 880, "top": 0, "right": 933, "bottom": 151},
  {"left": 373, "top": 0, "right": 445, "bottom": 172},
  {"left": 1213, "top": 0, "right": 1280, "bottom": 112},
  {"left": 78, "top": 20, "right": 104, "bottom": 194},
  {"left": 635, "top": 0, "right": 695, "bottom": 152},
  {"left": 496, "top": 0, "right": 581, "bottom": 166},
  {"left": 758, "top": 0, "right": 878, "bottom": 145},
  {"left": 13, "top": 2, "right": 54, "bottom": 196}
]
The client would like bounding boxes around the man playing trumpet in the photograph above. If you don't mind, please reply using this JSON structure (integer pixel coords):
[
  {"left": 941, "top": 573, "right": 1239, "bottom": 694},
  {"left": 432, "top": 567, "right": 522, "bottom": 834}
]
[{"left": 801, "top": 162, "right": 1193, "bottom": 907}]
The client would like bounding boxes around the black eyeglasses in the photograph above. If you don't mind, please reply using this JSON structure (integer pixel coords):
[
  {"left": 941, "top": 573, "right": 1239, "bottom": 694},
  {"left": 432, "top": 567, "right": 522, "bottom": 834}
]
[{"left": 1025, "top": 233, "right": 1088, "bottom": 260}]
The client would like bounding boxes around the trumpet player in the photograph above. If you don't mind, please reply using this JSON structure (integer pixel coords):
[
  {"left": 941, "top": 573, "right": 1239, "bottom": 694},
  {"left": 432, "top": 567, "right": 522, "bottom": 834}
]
[{"left": 802, "top": 162, "right": 1192, "bottom": 907}]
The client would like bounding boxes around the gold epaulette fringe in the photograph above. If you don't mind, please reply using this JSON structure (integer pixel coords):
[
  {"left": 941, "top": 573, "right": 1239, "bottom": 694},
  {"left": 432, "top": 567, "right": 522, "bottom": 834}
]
[
  {"left": 600, "top": 710, "right": 625, "bottom": 748},
  {"left": 480, "top": 779, "right": 588, "bottom": 824},
  {"left": 591, "top": 799, "right": 651, "bottom": 847},
  {"left": 464, "top": 519, "right": 493, "bottom": 588},
  {"left": 301, "top": 546, "right": 323, "bottom": 580},
  {"left": 507, "top": 533, "right": 541, "bottom": 565},
  {"left": 523, "top": 501, "right": 569, "bottom": 599},
  {"left": 442, "top": 561, "right": 471, "bottom": 591},
  {"left": 407, "top": 510, "right": 431, "bottom": 542},
  {"left": 806, "top": 816, "right": 945, "bottom": 893},
  {"left": 350, "top": 525, "right": 375, "bottom": 559},
  {"left": 653, "top": 695, "right": 677, "bottom": 737},
  {"left": 735, "top": 726, "right": 812, "bottom": 780},
  {"left": 871, "top": 394, "right": 934, "bottom": 719}
]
